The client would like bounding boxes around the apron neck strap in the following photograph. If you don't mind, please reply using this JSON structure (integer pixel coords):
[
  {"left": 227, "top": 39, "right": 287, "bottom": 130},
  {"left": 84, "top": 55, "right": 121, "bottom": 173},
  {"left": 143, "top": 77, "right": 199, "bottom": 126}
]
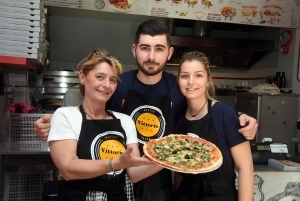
[
  {"left": 207, "top": 99, "right": 212, "bottom": 118},
  {"left": 79, "top": 104, "right": 87, "bottom": 120}
]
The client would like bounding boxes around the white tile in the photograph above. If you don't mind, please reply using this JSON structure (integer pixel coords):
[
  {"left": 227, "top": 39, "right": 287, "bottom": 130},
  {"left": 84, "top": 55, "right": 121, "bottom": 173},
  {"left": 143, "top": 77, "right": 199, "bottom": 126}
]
[
  {"left": 213, "top": 79, "right": 220, "bottom": 86},
  {"left": 164, "top": 66, "right": 177, "bottom": 75},
  {"left": 210, "top": 68, "right": 219, "bottom": 77},
  {"left": 67, "top": 62, "right": 77, "bottom": 71},
  {"left": 49, "top": 61, "right": 57, "bottom": 70},
  {"left": 246, "top": 69, "right": 254, "bottom": 78},
  {"left": 226, "top": 69, "right": 239, "bottom": 78},
  {"left": 248, "top": 80, "right": 254, "bottom": 87},
  {"left": 233, "top": 80, "right": 240, "bottom": 87},
  {"left": 130, "top": 65, "right": 138, "bottom": 70},
  {"left": 241, "top": 80, "right": 245, "bottom": 86},
  {"left": 218, "top": 69, "right": 227, "bottom": 77},
  {"left": 122, "top": 65, "right": 131, "bottom": 72},
  {"left": 57, "top": 61, "right": 67, "bottom": 71},
  {"left": 227, "top": 80, "right": 235, "bottom": 87},
  {"left": 237, "top": 80, "right": 242, "bottom": 87}
]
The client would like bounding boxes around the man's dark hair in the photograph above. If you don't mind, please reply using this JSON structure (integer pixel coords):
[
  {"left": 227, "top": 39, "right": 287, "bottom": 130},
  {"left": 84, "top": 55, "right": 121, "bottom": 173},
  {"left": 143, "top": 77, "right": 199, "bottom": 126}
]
[{"left": 135, "top": 19, "right": 171, "bottom": 46}]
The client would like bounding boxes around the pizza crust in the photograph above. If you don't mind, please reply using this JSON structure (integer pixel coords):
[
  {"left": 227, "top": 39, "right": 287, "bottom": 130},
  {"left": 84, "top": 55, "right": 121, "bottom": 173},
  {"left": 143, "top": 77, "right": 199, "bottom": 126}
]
[{"left": 143, "top": 134, "right": 223, "bottom": 173}]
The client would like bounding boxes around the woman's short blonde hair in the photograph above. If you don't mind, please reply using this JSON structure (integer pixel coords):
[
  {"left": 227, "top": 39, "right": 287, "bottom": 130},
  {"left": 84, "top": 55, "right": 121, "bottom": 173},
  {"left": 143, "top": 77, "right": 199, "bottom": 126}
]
[{"left": 78, "top": 49, "right": 122, "bottom": 96}]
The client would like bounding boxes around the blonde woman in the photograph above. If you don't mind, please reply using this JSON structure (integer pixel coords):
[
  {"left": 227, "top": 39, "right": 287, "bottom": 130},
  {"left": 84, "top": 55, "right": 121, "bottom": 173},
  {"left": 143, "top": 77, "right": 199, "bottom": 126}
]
[
  {"left": 48, "top": 49, "right": 159, "bottom": 201},
  {"left": 173, "top": 51, "right": 254, "bottom": 201}
]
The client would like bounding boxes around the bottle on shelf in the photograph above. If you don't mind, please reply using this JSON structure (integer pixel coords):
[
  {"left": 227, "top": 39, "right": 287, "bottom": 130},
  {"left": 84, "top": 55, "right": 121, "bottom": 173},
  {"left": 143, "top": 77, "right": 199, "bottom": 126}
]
[
  {"left": 280, "top": 72, "right": 286, "bottom": 89},
  {"left": 273, "top": 72, "right": 280, "bottom": 88}
]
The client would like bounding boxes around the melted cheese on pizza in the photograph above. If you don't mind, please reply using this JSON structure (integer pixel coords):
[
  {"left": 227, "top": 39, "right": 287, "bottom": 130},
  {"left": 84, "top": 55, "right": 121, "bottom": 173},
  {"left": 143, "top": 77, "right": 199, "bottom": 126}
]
[{"left": 153, "top": 135, "right": 214, "bottom": 168}]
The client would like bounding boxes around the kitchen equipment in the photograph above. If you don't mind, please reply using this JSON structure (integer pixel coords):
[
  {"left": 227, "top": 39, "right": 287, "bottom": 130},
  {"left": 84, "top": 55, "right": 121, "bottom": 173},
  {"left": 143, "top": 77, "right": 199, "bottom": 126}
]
[
  {"left": 280, "top": 88, "right": 293, "bottom": 94},
  {"left": 251, "top": 142, "right": 288, "bottom": 164},
  {"left": 193, "top": 21, "right": 211, "bottom": 37},
  {"left": 42, "top": 71, "right": 79, "bottom": 111},
  {"left": 0, "top": 71, "right": 8, "bottom": 95},
  {"left": 280, "top": 30, "right": 293, "bottom": 54},
  {"left": 167, "top": 35, "right": 274, "bottom": 69},
  {"left": 289, "top": 119, "right": 300, "bottom": 157},
  {"left": 29, "top": 88, "right": 44, "bottom": 111},
  {"left": 236, "top": 93, "right": 300, "bottom": 144}
]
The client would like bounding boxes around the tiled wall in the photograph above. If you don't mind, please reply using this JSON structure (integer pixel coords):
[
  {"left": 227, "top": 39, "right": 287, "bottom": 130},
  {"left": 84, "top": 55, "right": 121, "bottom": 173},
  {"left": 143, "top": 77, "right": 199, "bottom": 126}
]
[
  {"left": 48, "top": 59, "right": 277, "bottom": 89},
  {"left": 164, "top": 51, "right": 279, "bottom": 88}
]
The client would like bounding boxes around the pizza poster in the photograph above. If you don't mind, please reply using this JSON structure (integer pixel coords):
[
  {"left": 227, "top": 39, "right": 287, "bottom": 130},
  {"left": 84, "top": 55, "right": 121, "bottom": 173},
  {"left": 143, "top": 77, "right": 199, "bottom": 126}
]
[{"left": 44, "top": 0, "right": 300, "bottom": 28}]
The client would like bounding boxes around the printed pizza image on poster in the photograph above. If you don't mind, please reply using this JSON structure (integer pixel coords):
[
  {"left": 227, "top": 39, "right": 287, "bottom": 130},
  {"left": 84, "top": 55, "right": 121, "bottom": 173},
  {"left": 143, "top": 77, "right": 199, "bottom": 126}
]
[{"left": 108, "top": 0, "right": 134, "bottom": 12}]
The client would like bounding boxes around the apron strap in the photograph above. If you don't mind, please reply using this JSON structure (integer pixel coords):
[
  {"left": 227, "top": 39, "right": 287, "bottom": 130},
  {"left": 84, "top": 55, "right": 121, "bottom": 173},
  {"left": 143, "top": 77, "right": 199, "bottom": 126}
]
[{"left": 79, "top": 104, "right": 87, "bottom": 120}]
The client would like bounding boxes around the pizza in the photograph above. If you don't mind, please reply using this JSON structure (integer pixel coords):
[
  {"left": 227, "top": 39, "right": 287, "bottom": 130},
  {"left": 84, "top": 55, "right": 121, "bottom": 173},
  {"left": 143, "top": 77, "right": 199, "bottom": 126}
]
[
  {"left": 112, "top": 2, "right": 132, "bottom": 10},
  {"left": 143, "top": 134, "right": 222, "bottom": 173}
]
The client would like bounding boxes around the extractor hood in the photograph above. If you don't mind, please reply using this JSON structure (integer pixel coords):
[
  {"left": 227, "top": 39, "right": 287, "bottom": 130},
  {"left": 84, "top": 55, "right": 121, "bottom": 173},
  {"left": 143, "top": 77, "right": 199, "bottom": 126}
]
[{"left": 168, "top": 35, "right": 275, "bottom": 69}]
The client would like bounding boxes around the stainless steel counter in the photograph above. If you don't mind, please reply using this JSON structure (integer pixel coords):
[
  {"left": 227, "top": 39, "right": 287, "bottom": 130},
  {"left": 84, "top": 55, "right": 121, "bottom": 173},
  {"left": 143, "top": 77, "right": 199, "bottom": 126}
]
[{"left": 254, "top": 164, "right": 281, "bottom": 171}]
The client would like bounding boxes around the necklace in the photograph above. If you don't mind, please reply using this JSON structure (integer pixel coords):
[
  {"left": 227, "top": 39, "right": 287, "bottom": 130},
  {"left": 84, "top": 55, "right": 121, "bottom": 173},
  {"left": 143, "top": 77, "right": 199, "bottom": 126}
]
[
  {"left": 82, "top": 104, "right": 107, "bottom": 120},
  {"left": 187, "top": 99, "right": 208, "bottom": 117}
]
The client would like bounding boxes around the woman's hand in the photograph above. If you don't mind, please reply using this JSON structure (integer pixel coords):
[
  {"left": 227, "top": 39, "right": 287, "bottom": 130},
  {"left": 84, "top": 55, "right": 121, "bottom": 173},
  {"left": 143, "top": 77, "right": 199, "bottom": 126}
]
[
  {"left": 114, "top": 146, "right": 153, "bottom": 170},
  {"left": 121, "top": 144, "right": 163, "bottom": 183},
  {"left": 238, "top": 114, "right": 258, "bottom": 140}
]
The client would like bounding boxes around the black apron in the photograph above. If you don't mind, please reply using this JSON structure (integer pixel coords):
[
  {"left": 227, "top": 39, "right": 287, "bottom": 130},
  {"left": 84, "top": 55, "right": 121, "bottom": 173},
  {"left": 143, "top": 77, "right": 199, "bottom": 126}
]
[
  {"left": 57, "top": 105, "right": 128, "bottom": 201},
  {"left": 121, "top": 71, "right": 173, "bottom": 201},
  {"left": 173, "top": 100, "right": 238, "bottom": 201}
]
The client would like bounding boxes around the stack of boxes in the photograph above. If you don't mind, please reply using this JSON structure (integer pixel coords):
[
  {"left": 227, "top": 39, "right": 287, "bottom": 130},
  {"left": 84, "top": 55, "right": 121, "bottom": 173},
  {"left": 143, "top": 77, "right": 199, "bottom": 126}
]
[{"left": 0, "top": 0, "right": 48, "bottom": 66}]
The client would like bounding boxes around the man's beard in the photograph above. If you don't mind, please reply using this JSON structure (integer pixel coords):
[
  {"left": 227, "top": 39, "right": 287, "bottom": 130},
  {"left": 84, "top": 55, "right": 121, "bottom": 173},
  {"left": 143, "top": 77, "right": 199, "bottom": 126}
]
[{"left": 136, "top": 58, "right": 167, "bottom": 76}]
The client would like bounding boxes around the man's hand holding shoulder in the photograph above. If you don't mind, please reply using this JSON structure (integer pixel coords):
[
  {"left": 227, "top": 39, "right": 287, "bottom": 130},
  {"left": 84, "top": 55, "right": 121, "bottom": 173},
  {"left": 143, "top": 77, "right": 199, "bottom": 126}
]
[
  {"left": 34, "top": 114, "right": 52, "bottom": 141},
  {"left": 238, "top": 114, "right": 258, "bottom": 140}
]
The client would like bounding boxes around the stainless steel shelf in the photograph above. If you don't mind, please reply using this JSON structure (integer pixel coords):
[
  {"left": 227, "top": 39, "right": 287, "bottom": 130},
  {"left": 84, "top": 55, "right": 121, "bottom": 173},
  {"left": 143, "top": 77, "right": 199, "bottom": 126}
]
[{"left": 0, "top": 142, "right": 49, "bottom": 154}]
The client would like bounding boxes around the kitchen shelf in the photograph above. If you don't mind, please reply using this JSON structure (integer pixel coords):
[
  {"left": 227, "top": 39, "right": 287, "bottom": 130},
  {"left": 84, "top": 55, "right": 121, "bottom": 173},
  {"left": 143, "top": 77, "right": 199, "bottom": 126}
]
[{"left": 0, "top": 56, "right": 38, "bottom": 70}]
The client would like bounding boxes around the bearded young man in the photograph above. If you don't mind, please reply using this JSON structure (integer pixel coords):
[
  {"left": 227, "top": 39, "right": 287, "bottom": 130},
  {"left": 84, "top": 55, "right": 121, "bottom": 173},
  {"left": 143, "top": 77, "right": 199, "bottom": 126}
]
[{"left": 34, "top": 19, "right": 258, "bottom": 201}]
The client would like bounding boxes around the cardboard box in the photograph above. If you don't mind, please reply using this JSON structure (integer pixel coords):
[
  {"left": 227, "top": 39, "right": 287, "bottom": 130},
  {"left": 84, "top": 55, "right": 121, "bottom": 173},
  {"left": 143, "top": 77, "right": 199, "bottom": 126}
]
[
  {"left": 0, "top": 49, "right": 45, "bottom": 64},
  {"left": 0, "top": 23, "right": 42, "bottom": 32},
  {"left": 0, "top": 50, "right": 39, "bottom": 60},
  {"left": 0, "top": 16, "right": 42, "bottom": 27},
  {"left": 0, "top": 5, "right": 42, "bottom": 15},
  {"left": 0, "top": 33, "right": 41, "bottom": 43},
  {"left": 0, "top": 10, "right": 43, "bottom": 21},
  {"left": 0, "top": 28, "right": 44, "bottom": 37},
  {"left": 0, "top": 0, "right": 41, "bottom": 4},
  {"left": 0, "top": 39, "right": 46, "bottom": 49},
  {"left": 0, "top": 1, "right": 42, "bottom": 9},
  {"left": 1, "top": 45, "right": 40, "bottom": 54}
]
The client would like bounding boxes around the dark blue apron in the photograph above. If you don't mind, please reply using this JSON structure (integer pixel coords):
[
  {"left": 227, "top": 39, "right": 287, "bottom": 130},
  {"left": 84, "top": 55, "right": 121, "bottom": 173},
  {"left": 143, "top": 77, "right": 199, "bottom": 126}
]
[
  {"left": 121, "top": 71, "right": 173, "bottom": 201},
  {"left": 57, "top": 105, "right": 128, "bottom": 201},
  {"left": 173, "top": 100, "right": 238, "bottom": 201}
]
